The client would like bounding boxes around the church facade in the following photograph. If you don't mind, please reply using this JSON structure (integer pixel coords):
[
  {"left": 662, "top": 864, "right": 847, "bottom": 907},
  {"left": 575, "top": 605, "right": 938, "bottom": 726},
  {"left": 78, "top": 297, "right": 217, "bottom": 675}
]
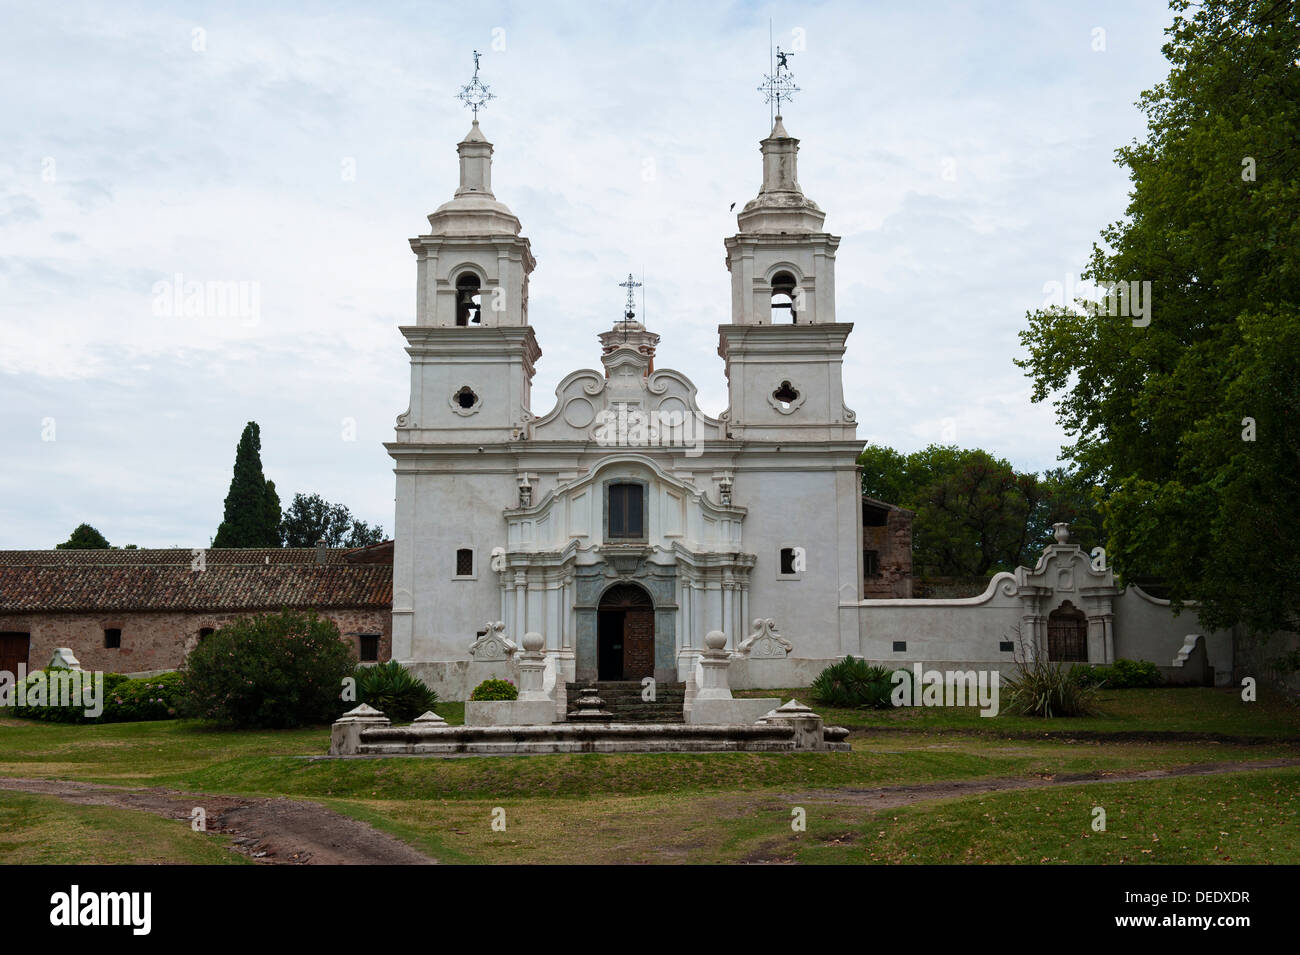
[
  {"left": 388, "top": 115, "right": 1236, "bottom": 700},
  {"left": 388, "top": 115, "right": 865, "bottom": 698}
]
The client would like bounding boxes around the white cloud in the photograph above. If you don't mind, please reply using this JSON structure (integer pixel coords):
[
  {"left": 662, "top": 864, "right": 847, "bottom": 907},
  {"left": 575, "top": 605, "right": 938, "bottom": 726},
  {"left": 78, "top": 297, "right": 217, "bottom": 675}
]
[{"left": 0, "top": 0, "right": 1174, "bottom": 547}]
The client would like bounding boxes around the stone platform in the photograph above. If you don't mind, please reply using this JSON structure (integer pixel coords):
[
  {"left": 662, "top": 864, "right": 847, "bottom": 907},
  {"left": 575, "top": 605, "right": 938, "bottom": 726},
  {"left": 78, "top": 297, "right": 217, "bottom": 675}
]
[{"left": 330, "top": 700, "right": 849, "bottom": 756}]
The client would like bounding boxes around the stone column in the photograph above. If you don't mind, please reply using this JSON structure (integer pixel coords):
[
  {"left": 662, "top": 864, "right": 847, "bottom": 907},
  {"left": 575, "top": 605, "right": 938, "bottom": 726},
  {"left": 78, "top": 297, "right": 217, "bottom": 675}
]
[
  {"left": 330, "top": 703, "right": 390, "bottom": 756},
  {"left": 696, "top": 631, "right": 733, "bottom": 701}
]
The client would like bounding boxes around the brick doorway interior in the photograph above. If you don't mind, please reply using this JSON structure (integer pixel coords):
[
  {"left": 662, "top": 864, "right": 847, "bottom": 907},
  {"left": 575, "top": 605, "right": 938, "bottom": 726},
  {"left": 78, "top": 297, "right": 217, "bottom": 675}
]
[{"left": 597, "top": 583, "right": 654, "bottom": 681}]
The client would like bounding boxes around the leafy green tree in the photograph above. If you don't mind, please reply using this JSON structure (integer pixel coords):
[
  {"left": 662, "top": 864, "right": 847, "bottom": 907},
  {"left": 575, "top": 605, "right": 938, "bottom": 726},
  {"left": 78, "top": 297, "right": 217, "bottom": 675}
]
[
  {"left": 280, "top": 492, "right": 385, "bottom": 548},
  {"left": 1016, "top": 0, "right": 1300, "bottom": 633},
  {"left": 858, "top": 444, "right": 1095, "bottom": 577},
  {"left": 212, "top": 422, "right": 281, "bottom": 547},
  {"left": 56, "top": 523, "right": 109, "bottom": 549}
]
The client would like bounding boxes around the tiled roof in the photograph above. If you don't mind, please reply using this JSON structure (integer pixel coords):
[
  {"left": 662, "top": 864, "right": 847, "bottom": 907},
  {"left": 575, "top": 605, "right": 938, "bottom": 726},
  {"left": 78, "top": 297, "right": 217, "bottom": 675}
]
[{"left": 0, "top": 547, "right": 392, "bottom": 613}]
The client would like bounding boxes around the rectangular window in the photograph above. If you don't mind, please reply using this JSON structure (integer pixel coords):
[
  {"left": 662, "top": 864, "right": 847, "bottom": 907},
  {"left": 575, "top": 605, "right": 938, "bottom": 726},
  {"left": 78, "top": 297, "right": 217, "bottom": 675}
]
[
  {"left": 607, "top": 483, "right": 644, "bottom": 539},
  {"left": 359, "top": 634, "right": 380, "bottom": 662},
  {"left": 863, "top": 550, "right": 879, "bottom": 577},
  {"left": 104, "top": 628, "right": 121, "bottom": 649},
  {"left": 780, "top": 547, "right": 797, "bottom": 575},
  {"left": 892, "top": 641, "right": 907, "bottom": 652},
  {"left": 999, "top": 641, "right": 1014, "bottom": 652},
  {"left": 455, "top": 548, "right": 474, "bottom": 576}
]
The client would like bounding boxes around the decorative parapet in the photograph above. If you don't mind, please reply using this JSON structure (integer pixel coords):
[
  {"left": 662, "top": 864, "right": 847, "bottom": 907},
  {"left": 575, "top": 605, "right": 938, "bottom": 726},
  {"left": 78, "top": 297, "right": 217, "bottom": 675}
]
[
  {"left": 737, "top": 618, "right": 792, "bottom": 659},
  {"left": 468, "top": 620, "right": 517, "bottom": 662}
]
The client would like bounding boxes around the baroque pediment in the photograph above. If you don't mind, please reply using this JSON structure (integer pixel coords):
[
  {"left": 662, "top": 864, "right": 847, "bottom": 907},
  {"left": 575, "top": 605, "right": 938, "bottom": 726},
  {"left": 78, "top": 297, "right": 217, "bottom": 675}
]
[{"left": 529, "top": 364, "right": 725, "bottom": 444}]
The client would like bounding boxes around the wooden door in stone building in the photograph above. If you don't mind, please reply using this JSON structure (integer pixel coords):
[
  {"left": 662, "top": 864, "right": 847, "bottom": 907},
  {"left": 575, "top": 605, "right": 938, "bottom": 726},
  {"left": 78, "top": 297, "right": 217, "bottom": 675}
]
[
  {"left": 0, "top": 632, "right": 30, "bottom": 676},
  {"left": 597, "top": 583, "right": 655, "bottom": 680}
]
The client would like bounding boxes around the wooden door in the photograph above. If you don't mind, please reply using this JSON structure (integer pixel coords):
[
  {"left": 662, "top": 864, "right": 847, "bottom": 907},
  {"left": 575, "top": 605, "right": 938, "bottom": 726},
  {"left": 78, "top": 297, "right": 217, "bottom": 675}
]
[
  {"left": 622, "top": 609, "right": 655, "bottom": 679},
  {"left": 0, "top": 632, "right": 30, "bottom": 676}
]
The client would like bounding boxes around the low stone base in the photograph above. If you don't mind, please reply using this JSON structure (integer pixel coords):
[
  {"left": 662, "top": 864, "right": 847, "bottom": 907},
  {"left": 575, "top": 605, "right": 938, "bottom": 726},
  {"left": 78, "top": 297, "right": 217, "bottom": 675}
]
[
  {"left": 331, "top": 720, "right": 850, "bottom": 756},
  {"left": 686, "top": 697, "right": 779, "bottom": 725},
  {"left": 465, "top": 699, "right": 556, "bottom": 726}
]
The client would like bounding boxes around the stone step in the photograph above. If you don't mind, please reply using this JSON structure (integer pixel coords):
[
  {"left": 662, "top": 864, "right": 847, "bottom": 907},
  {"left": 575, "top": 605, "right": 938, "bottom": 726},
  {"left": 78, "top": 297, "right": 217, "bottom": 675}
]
[{"left": 565, "top": 681, "right": 686, "bottom": 723}]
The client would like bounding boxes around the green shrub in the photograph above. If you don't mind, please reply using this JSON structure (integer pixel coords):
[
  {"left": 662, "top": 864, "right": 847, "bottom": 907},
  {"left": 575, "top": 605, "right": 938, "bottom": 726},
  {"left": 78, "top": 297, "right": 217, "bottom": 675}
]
[
  {"left": 354, "top": 661, "right": 438, "bottom": 722},
  {"left": 105, "top": 671, "right": 185, "bottom": 721},
  {"left": 1003, "top": 655, "right": 1100, "bottom": 717},
  {"left": 10, "top": 669, "right": 182, "bottom": 724},
  {"left": 810, "top": 656, "right": 906, "bottom": 709},
  {"left": 181, "top": 610, "right": 356, "bottom": 728},
  {"left": 1074, "top": 658, "right": 1163, "bottom": 689},
  {"left": 469, "top": 678, "right": 518, "bottom": 702}
]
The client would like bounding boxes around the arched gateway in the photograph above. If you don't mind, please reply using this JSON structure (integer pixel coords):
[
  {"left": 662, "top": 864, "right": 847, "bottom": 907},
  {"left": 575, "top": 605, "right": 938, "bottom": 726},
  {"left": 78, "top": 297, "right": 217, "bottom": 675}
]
[{"left": 597, "top": 583, "right": 655, "bottom": 680}]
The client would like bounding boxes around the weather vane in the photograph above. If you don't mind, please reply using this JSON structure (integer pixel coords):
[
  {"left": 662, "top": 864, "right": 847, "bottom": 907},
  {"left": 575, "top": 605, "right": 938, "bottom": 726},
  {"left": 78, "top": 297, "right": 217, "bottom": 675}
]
[
  {"left": 456, "top": 50, "right": 495, "bottom": 119},
  {"left": 759, "top": 45, "right": 799, "bottom": 121},
  {"left": 618, "top": 273, "right": 642, "bottom": 324}
]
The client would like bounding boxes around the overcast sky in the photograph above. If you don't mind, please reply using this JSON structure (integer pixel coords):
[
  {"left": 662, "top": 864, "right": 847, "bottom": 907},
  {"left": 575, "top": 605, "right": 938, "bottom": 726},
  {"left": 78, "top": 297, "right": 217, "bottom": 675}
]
[{"left": 0, "top": 1, "right": 1175, "bottom": 548}]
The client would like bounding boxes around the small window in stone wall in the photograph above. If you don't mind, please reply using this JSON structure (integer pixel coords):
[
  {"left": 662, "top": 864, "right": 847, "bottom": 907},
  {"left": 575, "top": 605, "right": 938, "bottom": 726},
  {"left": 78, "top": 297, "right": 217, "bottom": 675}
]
[
  {"left": 103, "top": 628, "right": 121, "bottom": 649},
  {"left": 892, "top": 641, "right": 907, "bottom": 652},
  {"left": 359, "top": 634, "right": 380, "bottom": 662},
  {"left": 779, "top": 547, "right": 797, "bottom": 575},
  {"left": 864, "top": 549, "right": 880, "bottom": 577},
  {"left": 455, "top": 548, "right": 474, "bottom": 576},
  {"left": 199, "top": 627, "right": 215, "bottom": 641}
]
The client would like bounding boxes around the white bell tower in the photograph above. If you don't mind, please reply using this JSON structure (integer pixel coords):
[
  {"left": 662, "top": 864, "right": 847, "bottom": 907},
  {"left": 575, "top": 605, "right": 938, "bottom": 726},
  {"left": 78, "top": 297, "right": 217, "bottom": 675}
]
[
  {"left": 397, "top": 119, "right": 540, "bottom": 443},
  {"left": 718, "top": 116, "right": 855, "bottom": 440}
]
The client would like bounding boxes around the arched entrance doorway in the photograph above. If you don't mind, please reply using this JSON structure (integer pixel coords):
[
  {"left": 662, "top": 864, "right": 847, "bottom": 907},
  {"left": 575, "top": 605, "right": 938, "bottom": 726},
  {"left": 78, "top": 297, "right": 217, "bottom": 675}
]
[
  {"left": 597, "top": 583, "right": 655, "bottom": 680},
  {"left": 1047, "top": 601, "right": 1088, "bottom": 662}
]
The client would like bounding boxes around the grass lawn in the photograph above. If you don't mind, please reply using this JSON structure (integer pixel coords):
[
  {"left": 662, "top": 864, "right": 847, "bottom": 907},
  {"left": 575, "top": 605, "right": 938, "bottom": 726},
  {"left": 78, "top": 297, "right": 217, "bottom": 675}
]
[
  {"left": 1, "top": 688, "right": 1296, "bottom": 863},
  {"left": 737, "top": 685, "right": 1300, "bottom": 738},
  {"left": 791, "top": 766, "right": 1300, "bottom": 865},
  {"left": 0, "top": 790, "right": 249, "bottom": 865}
]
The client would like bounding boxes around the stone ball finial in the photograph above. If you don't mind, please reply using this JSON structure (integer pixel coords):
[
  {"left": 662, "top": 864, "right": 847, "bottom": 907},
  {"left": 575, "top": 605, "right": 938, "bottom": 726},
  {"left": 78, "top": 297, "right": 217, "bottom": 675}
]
[
  {"left": 522, "top": 631, "right": 544, "bottom": 652},
  {"left": 1052, "top": 522, "right": 1070, "bottom": 545},
  {"left": 705, "top": 630, "right": 727, "bottom": 651}
]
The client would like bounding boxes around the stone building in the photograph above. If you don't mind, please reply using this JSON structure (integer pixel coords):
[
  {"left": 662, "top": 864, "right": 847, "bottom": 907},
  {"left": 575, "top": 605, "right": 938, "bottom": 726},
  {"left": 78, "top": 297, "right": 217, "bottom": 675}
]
[
  {"left": 862, "top": 495, "right": 913, "bottom": 599},
  {"left": 0, "top": 544, "right": 392, "bottom": 677}
]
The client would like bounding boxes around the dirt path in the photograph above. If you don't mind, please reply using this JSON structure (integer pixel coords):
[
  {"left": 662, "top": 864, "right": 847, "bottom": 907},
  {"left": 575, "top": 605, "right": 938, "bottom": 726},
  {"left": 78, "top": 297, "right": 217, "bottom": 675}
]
[
  {"left": 0, "top": 777, "right": 435, "bottom": 865},
  {"left": 782, "top": 756, "right": 1300, "bottom": 809}
]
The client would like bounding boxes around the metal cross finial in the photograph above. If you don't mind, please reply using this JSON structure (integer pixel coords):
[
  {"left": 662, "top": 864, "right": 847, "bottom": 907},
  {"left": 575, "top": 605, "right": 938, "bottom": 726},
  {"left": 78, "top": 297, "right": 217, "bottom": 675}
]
[
  {"left": 758, "top": 44, "right": 799, "bottom": 121},
  {"left": 456, "top": 50, "right": 495, "bottom": 119},
  {"left": 618, "top": 273, "right": 642, "bottom": 323}
]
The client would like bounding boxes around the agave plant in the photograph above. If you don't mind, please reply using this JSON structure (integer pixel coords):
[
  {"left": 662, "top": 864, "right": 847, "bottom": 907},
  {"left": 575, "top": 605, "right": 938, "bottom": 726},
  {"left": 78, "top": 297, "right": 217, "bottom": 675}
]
[
  {"left": 810, "top": 656, "right": 906, "bottom": 709},
  {"left": 354, "top": 660, "right": 439, "bottom": 723},
  {"left": 1001, "top": 631, "right": 1100, "bottom": 717}
]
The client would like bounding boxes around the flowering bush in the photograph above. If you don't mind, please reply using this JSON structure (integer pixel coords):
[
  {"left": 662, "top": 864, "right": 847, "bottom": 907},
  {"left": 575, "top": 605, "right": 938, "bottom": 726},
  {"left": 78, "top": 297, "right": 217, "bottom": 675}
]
[
  {"left": 105, "top": 671, "right": 186, "bottom": 721},
  {"left": 181, "top": 610, "right": 356, "bottom": 728},
  {"left": 10, "top": 669, "right": 183, "bottom": 724},
  {"left": 469, "top": 678, "right": 518, "bottom": 701}
]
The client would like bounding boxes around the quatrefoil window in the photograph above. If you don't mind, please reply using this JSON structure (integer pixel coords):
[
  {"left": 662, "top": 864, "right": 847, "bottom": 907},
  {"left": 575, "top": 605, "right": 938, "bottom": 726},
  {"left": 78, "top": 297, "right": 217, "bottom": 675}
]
[
  {"left": 449, "top": 385, "right": 482, "bottom": 416},
  {"left": 767, "top": 379, "right": 806, "bottom": 415}
]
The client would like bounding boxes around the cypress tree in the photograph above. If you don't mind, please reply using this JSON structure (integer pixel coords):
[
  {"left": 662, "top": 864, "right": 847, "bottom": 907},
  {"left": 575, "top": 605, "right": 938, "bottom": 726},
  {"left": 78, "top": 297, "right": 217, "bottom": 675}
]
[
  {"left": 263, "top": 479, "right": 283, "bottom": 546},
  {"left": 213, "top": 422, "right": 280, "bottom": 547}
]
